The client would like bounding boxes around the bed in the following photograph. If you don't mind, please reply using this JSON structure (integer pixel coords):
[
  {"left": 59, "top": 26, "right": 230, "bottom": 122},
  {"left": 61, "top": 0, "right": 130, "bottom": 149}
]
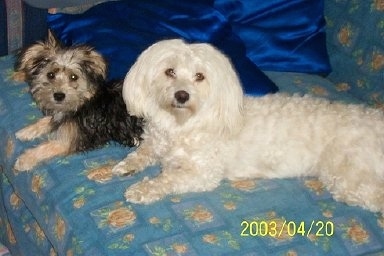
[{"left": 1, "top": 0, "right": 384, "bottom": 255}]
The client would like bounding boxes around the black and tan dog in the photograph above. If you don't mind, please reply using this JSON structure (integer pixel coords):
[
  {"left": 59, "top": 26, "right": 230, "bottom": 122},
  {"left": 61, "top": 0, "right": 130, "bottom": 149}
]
[{"left": 13, "top": 31, "right": 143, "bottom": 171}]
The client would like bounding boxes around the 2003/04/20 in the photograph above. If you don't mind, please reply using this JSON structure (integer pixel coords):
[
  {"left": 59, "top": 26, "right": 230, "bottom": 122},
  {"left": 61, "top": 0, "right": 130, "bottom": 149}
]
[{"left": 240, "top": 220, "right": 334, "bottom": 238}]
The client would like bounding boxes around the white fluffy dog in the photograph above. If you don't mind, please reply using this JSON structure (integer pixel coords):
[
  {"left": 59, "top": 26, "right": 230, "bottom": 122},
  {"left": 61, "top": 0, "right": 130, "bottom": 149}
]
[{"left": 113, "top": 39, "right": 384, "bottom": 213}]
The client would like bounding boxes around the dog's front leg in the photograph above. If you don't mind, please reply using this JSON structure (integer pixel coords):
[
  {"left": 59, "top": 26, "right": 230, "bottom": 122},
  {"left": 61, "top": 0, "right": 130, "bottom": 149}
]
[
  {"left": 16, "top": 116, "right": 53, "bottom": 141},
  {"left": 14, "top": 140, "right": 70, "bottom": 171},
  {"left": 112, "top": 140, "right": 157, "bottom": 176},
  {"left": 124, "top": 163, "right": 222, "bottom": 204}
]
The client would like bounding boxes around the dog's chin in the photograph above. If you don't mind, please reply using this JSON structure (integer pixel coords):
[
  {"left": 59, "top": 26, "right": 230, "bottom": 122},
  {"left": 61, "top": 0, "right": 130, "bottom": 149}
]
[
  {"left": 38, "top": 99, "right": 81, "bottom": 116},
  {"left": 164, "top": 102, "right": 196, "bottom": 125}
]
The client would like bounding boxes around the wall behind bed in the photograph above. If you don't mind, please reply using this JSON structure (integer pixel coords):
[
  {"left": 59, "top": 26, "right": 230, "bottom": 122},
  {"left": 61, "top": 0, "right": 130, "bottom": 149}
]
[{"left": 0, "top": 0, "right": 47, "bottom": 56}]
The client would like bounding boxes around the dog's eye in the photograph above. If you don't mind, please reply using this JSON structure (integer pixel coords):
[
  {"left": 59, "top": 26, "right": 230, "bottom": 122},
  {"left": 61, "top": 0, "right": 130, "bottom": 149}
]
[
  {"left": 195, "top": 73, "right": 205, "bottom": 82},
  {"left": 47, "top": 72, "right": 55, "bottom": 80},
  {"left": 165, "top": 68, "right": 176, "bottom": 78},
  {"left": 69, "top": 74, "right": 78, "bottom": 81}
]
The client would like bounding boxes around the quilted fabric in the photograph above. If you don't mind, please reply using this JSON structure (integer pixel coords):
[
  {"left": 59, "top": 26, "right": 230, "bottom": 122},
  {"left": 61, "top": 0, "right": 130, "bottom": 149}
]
[
  {"left": 325, "top": 0, "right": 384, "bottom": 106},
  {"left": 1, "top": 52, "right": 384, "bottom": 255}
]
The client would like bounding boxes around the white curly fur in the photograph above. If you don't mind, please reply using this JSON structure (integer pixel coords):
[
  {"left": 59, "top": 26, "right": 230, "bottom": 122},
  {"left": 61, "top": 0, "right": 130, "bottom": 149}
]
[{"left": 113, "top": 39, "right": 384, "bottom": 213}]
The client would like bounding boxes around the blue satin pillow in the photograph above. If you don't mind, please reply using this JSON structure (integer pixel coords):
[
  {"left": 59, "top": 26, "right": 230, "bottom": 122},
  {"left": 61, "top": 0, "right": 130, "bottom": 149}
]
[
  {"left": 214, "top": 0, "right": 331, "bottom": 74},
  {"left": 47, "top": 0, "right": 278, "bottom": 96}
]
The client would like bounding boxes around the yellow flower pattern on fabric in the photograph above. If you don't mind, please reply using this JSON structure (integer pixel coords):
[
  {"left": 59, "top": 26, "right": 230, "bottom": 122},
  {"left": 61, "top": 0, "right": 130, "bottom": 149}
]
[
  {"left": 184, "top": 205, "right": 213, "bottom": 225},
  {"left": 341, "top": 219, "right": 370, "bottom": 245}
]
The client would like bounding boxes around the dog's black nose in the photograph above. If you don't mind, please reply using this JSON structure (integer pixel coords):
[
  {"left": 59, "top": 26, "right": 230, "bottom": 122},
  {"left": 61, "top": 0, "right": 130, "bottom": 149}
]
[
  {"left": 174, "top": 90, "right": 189, "bottom": 104},
  {"left": 53, "top": 92, "right": 66, "bottom": 102}
]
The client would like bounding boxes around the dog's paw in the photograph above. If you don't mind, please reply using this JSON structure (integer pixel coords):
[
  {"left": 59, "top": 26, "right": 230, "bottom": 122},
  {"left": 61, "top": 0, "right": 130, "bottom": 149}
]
[
  {"left": 15, "top": 116, "right": 52, "bottom": 141},
  {"left": 15, "top": 127, "right": 40, "bottom": 141},
  {"left": 112, "top": 156, "right": 148, "bottom": 176},
  {"left": 111, "top": 160, "right": 137, "bottom": 176},
  {"left": 14, "top": 155, "right": 37, "bottom": 172},
  {"left": 124, "top": 177, "right": 165, "bottom": 204}
]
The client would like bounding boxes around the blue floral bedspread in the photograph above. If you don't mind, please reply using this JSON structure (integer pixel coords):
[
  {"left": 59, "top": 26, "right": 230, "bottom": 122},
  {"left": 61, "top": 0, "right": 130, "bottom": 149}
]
[{"left": 0, "top": 54, "right": 384, "bottom": 255}]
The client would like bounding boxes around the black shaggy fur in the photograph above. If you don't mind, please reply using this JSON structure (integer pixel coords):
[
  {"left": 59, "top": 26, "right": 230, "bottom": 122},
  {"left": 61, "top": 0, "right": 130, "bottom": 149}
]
[{"left": 54, "top": 80, "right": 144, "bottom": 151}]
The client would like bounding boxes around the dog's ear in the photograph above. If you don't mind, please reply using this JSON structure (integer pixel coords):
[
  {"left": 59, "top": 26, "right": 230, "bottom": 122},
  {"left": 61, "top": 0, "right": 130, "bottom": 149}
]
[
  {"left": 122, "top": 41, "right": 169, "bottom": 117},
  {"left": 13, "top": 29, "right": 61, "bottom": 82},
  {"left": 122, "top": 54, "right": 148, "bottom": 117},
  {"left": 14, "top": 44, "right": 51, "bottom": 82},
  {"left": 78, "top": 47, "right": 107, "bottom": 84},
  {"left": 46, "top": 29, "right": 61, "bottom": 49},
  {"left": 192, "top": 43, "right": 244, "bottom": 135}
]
